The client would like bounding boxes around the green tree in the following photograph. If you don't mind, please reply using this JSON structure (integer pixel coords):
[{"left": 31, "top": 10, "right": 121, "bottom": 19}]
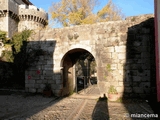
[{"left": 49, "top": 0, "right": 124, "bottom": 27}]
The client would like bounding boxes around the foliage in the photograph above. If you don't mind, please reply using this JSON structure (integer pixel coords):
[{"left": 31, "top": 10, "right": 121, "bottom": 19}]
[
  {"left": 12, "top": 29, "right": 33, "bottom": 54},
  {"left": 49, "top": 0, "right": 124, "bottom": 27},
  {"left": 0, "top": 31, "right": 13, "bottom": 62},
  {"left": 0, "top": 31, "right": 10, "bottom": 44},
  {"left": 0, "top": 29, "right": 33, "bottom": 63},
  {"left": 108, "top": 85, "right": 118, "bottom": 94},
  {"left": 1, "top": 51, "right": 14, "bottom": 62},
  {"left": 0, "top": 29, "right": 33, "bottom": 87},
  {"left": 97, "top": 0, "right": 124, "bottom": 22},
  {"left": 106, "top": 64, "right": 112, "bottom": 72}
]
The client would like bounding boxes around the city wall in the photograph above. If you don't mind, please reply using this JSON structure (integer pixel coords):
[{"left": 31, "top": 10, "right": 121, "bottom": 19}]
[{"left": 26, "top": 14, "right": 156, "bottom": 98}]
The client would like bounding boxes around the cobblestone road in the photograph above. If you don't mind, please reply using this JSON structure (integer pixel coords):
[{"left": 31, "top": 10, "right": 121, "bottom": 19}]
[{"left": 0, "top": 92, "right": 157, "bottom": 120}]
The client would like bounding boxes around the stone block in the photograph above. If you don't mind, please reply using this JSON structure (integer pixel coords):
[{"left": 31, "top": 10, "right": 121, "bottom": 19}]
[
  {"left": 118, "top": 53, "right": 126, "bottom": 59},
  {"left": 37, "top": 88, "right": 43, "bottom": 93},
  {"left": 105, "top": 53, "right": 112, "bottom": 59},
  {"left": 124, "top": 87, "right": 132, "bottom": 93},
  {"left": 118, "top": 64, "right": 124, "bottom": 70},
  {"left": 133, "top": 76, "right": 141, "bottom": 81},
  {"left": 44, "top": 76, "right": 53, "bottom": 80},
  {"left": 141, "top": 76, "right": 150, "bottom": 82},
  {"left": 141, "top": 52, "right": 150, "bottom": 58},
  {"left": 119, "top": 70, "right": 124, "bottom": 76},
  {"left": 133, "top": 87, "right": 143, "bottom": 94},
  {"left": 105, "top": 47, "right": 115, "bottom": 52},
  {"left": 56, "top": 79, "right": 62, "bottom": 84},
  {"left": 48, "top": 80, "right": 55, "bottom": 84},
  {"left": 110, "top": 64, "right": 117, "bottom": 70},
  {"left": 116, "top": 86, "right": 124, "bottom": 93},
  {"left": 54, "top": 74, "right": 61, "bottom": 80},
  {"left": 115, "top": 46, "right": 126, "bottom": 52},
  {"left": 40, "top": 84, "right": 45, "bottom": 89},
  {"left": 124, "top": 82, "right": 131, "bottom": 87},
  {"left": 115, "top": 75, "right": 124, "bottom": 82},
  {"left": 34, "top": 84, "right": 40, "bottom": 88},
  {"left": 36, "top": 80, "right": 43, "bottom": 84},
  {"left": 139, "top": 82, "right": 150, "bottom": 88},
  {"left": 25, "top": 84, "right": 34, "bottom": 88},
  {"left": 118, "top": 82, "right": 124, "bottom": 86},
  {"left": 55, "top": 84, "right": 63, "bottom": 90},
  {"left": 28, "top": 80, "right": 35, "bottom": 84},
  {"left": 51, "top": 84, "right": 57, "bottom": 89},
  {"left": 111, "top": 53, "right": 118, "bottom": 59},
  {"left": 29, "top": 88, "right": 36, "bottom": 93},
  {"left": 110, "top": 82, "right": 119, "bottom": 86}
]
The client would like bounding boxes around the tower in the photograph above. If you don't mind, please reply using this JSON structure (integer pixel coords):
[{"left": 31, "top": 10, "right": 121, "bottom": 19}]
[{"left": 0, "top": 0, "right": 48, "bottom": 38}]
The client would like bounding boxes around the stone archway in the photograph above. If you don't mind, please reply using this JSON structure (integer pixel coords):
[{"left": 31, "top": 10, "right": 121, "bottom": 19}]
[{"left": 60, "top": 48, "right": 97, "bottom": 96}]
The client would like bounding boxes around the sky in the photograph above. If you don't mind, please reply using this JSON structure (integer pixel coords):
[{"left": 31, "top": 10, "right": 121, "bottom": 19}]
[{"left": 30, "top": 0, "right": 154, "bottom": 27}]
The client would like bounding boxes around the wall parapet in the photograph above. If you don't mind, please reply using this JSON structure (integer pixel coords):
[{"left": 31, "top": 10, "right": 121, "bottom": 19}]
[{"left": 19, "top": 6, "right": 48, "bottom": 25}]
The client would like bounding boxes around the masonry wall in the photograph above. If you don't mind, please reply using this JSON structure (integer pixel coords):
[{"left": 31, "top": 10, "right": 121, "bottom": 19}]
[
  {"left": 25, "top": 14, "right": 156, "bottom": 97},
  {"left": 25, "top": 14, "right": 156, "bottom": 98},
  {"left": 0, "top": 17, "right": 8, "bottom": 33}
]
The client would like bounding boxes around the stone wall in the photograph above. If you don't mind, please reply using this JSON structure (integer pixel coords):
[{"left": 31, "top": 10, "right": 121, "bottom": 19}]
[
  {"left": 0, "top": 16, "right": 8, "bottom": 33},
  {"left": 25, "top": 14, "right": 155, "bottom": 98}
]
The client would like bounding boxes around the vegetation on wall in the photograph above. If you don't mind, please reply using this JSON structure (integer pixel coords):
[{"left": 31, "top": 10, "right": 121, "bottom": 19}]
[{"left": 0, "top": 29, "right": 33, "bottom": 88}]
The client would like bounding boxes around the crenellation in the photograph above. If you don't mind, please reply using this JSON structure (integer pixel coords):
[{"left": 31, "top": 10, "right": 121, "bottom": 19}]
[{"left": 0, "top": 0, "right": 48, "bottom": 37}]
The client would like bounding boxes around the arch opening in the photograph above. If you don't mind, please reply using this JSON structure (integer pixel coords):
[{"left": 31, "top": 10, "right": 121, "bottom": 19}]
[{"left": 60, "top": 48, "right": 97, "bottom": 96}]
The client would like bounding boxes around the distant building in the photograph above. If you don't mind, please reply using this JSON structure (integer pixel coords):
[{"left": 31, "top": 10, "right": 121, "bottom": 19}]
[
  {"left": 0, "top": 0, "right": 48, "bottom": 38},
  {"left": 154, "top": 0, "right": 160, "bottom": 102}
]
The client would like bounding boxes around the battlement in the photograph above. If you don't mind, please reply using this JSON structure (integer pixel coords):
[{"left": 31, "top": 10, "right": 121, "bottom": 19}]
[
  {"left": 19, "top": 5, "right": 48, "bottom": 25},
  {"left": 0, "top": 0, "right": 48, "bottom": 37}
]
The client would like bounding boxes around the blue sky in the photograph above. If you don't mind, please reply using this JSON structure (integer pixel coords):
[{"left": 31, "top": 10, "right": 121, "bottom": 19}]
[
  {"left": 30, "top": 0, "right": 154, "bottom": 27},
  {"left": 31, "top": 0, "right": 154, "bottom": 16}
]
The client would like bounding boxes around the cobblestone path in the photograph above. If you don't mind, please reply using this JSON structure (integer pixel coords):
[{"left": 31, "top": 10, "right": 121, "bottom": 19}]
[
  {"left": 1, "top": 96, "right": 156, "bottom": 120},
  {"left": 0, "top": 86, "right": 157, "bottom": 120}
]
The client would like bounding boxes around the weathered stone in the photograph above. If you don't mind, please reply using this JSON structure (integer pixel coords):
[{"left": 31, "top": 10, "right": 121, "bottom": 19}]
[
  {"left": 118, "top": 82, "right": 124, "bottom": 86},
  {"left": 118, "top": 53, "right": 126, "bottom": 59},
  {"left": 124, "top": 87, "right": 132, "bottom": 93},
  {"left": 36, "top": 80, "right": 42, "bottom": 84},
  {"left": 105, "top": 47, "right": 115, "bottom": 52},
  {"left": 56, "top": 79, "right": 62, "bottom": 84},
  {"left": 110, "top": 64, "right": 117, "bottom": 70},
  {"left": 133, "top": 76, "right": 141, "bottom": 81},
  {"left": 29, "top": 88, "right": 36, "bottom": 93},
  {"left": 34, "top": 84, "right": 40, "bottom": 88},
  {"left": 48, "top": 80, "right": 56, "bottom": 84},
  {"left": 40, "top": 84, "right": 45, "bottom": 89},
  {"left": 25, "top": 84, "right": 34, "bottom": 88},
  {"left": 37, "top": 88, "right": 43, "bottom": 93},
  {"left": 133, "top": 87, "right": 143, "bottom": 94},
  {"left": 141, "top": 52, "right": 150, "bottom": 58},
  {"left": 111, "top": 53, "right": 118, "bottom": 59},
  {"left": 20, "top": 13, "right": 155, "bottom": 98},
  {"left": 116, "top": 86, "right": 124, "bottom": 93},
  {"left": 115, "top": 46, "right": 126, "bottom": 52},
  {"left": 118, "top": 64, "right": 124, "bottom": 70}
]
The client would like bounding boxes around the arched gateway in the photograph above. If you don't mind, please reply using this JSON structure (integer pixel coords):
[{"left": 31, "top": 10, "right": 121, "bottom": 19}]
[
  {"left": 53, "top": 42, "right": 99, "bottom": 96},
  {"left": 60, "top": 48, "right": 97, "bottom": 96},
  {"left": 25, "top": 14, "right": 155, "bottom": 98}
]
